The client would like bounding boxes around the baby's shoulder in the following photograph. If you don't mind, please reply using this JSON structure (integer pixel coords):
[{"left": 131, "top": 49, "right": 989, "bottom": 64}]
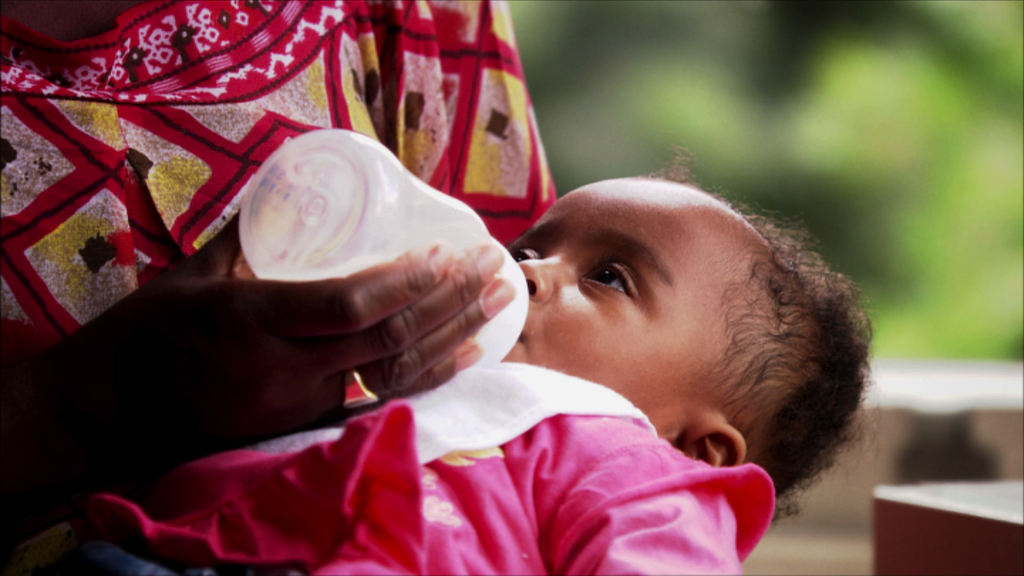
[
  {"left": 504, "top": 413, "right": 771, "bottom": 495},
  {"left": 505, "top": 413, "right": 699, "bottom": 478},
  {"left": 505, "top": 414, "right": 775, "bottom": 561}
]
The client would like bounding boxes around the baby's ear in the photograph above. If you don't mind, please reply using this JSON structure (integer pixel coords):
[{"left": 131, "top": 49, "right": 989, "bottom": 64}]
[{"left": 679, "top": 428, "right": 746, "bottom": 468}]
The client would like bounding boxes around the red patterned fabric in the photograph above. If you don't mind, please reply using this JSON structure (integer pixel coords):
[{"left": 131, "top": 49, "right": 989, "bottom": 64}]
[
  {"left": 0, "top": 2, "right": 553, "bottom": 572},
  {"left": 1, "top": 0, "right": 554, "bottom": 361}
]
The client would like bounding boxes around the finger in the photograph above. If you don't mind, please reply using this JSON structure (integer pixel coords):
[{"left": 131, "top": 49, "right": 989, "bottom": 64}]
[
  {"left": 296, "top": 273, "right": 511, "bottom": 422},
  {"left": 347, "top": 276, "right": 514, "bottom": 396},
  {"left": 380, "top": 339, "right": 484, "bottom": 400},
  {"left": 352, "top": 244, "right": 506, "bottom": 363},
  {"left": 315, "top": 340, "right": 481, "bottom": 419},
  {"left": 250, "top": 242, "right": 455, "bottom": 337},
  {"left": 303, "top": 244, "right": 507, "bottom": 376}
]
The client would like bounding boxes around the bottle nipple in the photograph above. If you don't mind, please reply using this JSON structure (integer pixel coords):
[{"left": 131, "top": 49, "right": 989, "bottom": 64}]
[{"left": 239, "top": 129, "right": 528, "bottom": 369}]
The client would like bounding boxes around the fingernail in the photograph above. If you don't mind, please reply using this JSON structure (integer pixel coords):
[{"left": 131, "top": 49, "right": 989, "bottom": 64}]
[
  {"left": 453, "top": 340, "right": 483, "bottom": 372},
  {"left": 427, "top": 242, "right": 453, "bottom": 277},
  {"left": 475, "top": 244, "right": 504, "bottom": 280},
  {"left": 480, "top": 278, "right": 515, "bottom": 319}
]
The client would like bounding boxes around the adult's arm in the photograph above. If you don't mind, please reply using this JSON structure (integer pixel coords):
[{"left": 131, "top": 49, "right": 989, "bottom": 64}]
[{"left": 1, "top": 218, "right": 514, "bottom": 512}]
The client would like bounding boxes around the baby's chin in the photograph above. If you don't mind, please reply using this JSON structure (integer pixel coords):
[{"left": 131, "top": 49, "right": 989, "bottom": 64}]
[{"left": 501, "top": 340, "right": 528, "bottom": 364}]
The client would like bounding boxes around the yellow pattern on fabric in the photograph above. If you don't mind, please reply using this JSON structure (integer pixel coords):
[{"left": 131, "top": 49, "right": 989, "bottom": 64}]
[
  {"left": 341, "top": 34, "right": 377, "bottom": 138},
  {"left": 147, "top": 155, "right": 211, "bottom": 227},
  {"left": 400, "top": 52, "right": 446, "bottom": 180},
  {"left": 191, "top": 186, "right": 246, "bottom": 252},
  {"left": 253, "top": 53, "right": 331, "bottom": 130},
  {"left": 0, "top": 522, "right": 76, "bottom": 576},
  {"left": 191, "top": 221, "right": 223, "bottom": 252},
  {"left": 1, "top": 174, "right": 12, "bottom": 209},
  {"left": 415, "top": 0, "right": 433, "bottom": 20},
  {"left": 305, "top": 57, "right": 328, "bottom": 116},
  {"left": 463, "top": 68, "right": 530, "bottom": 197},
  {"left": 360, "top": 33, "right": 385, "bottom": 137},
  {"left": 404, "top": 128, "right": 436, "bottom": 179},
  {"left": 490, "top": 1, "right": 516, "bottom": 49},
  {"left": 55, "top": 100, "right": 125, "bottom": 150},
  {"left": 29, "top": 212, "right": 116, "bottom": 302},
  {"left": 438, "top": 446, "right": 504, "bottom": 466},
  {"left": 25, "top": 190, "right": 136, "bottom": 325},
  {"left": 120, "top": 120, "right": 212, "bottom": 230},
  {"left": 357, "top": 33, "right": 381, "bottom": 80}
]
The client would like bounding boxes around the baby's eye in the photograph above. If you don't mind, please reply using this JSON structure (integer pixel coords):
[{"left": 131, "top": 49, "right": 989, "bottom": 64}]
[
  {"left": 589, "top": 266, "right": 627, "bottom": 293},
  {"left": 512, "top": 248, "right": 539, "bottom": 262}
]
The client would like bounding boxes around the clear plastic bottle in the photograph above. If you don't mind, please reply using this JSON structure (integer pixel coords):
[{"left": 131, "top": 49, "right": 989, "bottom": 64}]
[{"left": 239, "top": 129, "right": 528, "bottom": 371}]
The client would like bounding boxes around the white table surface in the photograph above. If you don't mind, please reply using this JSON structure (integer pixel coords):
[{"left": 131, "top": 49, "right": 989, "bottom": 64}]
[
  {"left": 867, "top": 359, "right": 1023, "bottom": 413},
  {"left": 875, "top": 481, "right": 1024, "bottom": 525}
]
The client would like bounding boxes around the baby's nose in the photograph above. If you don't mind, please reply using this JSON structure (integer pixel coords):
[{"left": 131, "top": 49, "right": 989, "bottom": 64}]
[{"left": 518, "top": 257, "right": 560, "bottom": 303}]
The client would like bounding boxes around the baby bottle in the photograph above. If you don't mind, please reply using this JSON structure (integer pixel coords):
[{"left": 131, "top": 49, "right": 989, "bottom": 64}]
[{"left": 238, "top": 129, "right": 528, "bottom": 403}]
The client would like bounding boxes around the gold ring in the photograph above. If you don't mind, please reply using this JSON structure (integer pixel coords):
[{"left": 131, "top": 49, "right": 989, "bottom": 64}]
[{"left": 343, "top": 369, "right": 379, "bottom": 408}]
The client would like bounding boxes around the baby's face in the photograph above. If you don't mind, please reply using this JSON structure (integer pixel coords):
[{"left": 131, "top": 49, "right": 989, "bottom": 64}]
[{"left": 504, "top": 178, "right": 764, "bottom": 445}]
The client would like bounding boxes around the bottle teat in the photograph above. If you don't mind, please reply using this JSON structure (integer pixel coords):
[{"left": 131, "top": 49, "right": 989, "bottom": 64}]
[{"left": 239, "top": 129, "right": 528, "bottom": 369}]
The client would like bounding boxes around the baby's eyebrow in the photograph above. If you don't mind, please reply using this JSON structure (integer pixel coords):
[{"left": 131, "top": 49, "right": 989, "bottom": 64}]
[
  {"left": 587, "top": 227, "right": 674, "bottom": 287},
  {"left": 514, "top": 221, "right": 674, "bottom": 287}
]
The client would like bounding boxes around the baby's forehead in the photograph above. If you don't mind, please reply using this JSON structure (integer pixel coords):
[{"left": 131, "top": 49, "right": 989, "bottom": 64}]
[
  {"left": 557, "top": 178, "right": 757, "bottom": 240},
  {"left": 572, "top": 177, "right": 725, "bottom": 209},
  {"left": 550, "top": 177, "right": 769, "bottom": 281}
]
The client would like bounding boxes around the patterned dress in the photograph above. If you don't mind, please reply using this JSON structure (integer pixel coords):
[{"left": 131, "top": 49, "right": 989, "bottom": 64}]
[
  {"left": 1, "top": 0, "right": 555, "bottom": 362},
  {"left": 0, "top": 1, "right": 554, "bottom": 571}
]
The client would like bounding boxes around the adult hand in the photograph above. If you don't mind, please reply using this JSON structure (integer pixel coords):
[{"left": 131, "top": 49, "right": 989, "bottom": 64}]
[{"left": 1, "top": 218, "right": 515, "bottom": 502}]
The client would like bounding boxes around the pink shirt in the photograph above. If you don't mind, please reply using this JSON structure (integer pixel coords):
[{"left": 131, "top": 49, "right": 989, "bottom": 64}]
[{"left": 87, "top": 401, "right": 774, "bottom": 574}]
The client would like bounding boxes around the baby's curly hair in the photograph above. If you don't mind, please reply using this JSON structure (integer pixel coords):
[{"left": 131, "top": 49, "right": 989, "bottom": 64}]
[
  {"left": 721, "top": 213, "right": 872, "bottom": 518},
  {"left": 652, "top": 160, "right": 872, "bottom": 519}
]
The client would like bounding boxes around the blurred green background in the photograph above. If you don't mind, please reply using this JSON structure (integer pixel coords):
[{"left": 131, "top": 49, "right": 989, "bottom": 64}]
[{"left": 509, "top": 0, "right": 1023, "bottom": 361}]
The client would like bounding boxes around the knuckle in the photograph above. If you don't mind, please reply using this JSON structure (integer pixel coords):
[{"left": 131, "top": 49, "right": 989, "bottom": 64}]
[
  {"left": 411, "top": 359, "right": 456, "bottom": 396},
  {"left": 384, "top": 347, "right": 423, "bottom": 391},
  {"left": 400, "top": 259, "right": 435, "bottom": 298},
  {"left": 378, "top": 307, "right": 419, "bottom": 353},
  {"left": 448, "top": 305, "right": 480, "bottom": 341},
  {"left": 329, "top": 288, "right": 367, "bottom": 329},
  {"left": 414, "top": 367, "right": 442, "bottom": 394},
  {"left": 449, "top": 262, "right": 481, "bottom": 307}
]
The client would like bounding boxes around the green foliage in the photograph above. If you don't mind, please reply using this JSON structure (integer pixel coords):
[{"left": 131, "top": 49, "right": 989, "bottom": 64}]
[{"left": 510, "top": 0, "right": 1023, "bottom": 360}]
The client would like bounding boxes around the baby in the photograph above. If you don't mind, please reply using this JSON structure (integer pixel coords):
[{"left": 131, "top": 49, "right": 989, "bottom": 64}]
[
  {"left": 505, "top": 176, "right": 871, "bottom": 510},
  {"left": 79, "top": 177, "right": 871, "bottom": 575}
]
